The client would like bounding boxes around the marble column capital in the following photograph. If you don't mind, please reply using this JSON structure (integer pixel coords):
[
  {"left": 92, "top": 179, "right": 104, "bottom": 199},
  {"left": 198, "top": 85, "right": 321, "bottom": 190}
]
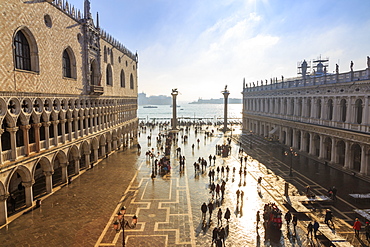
[
  {"left": 6, "top": 127, "right": 18, "bottom": 133},
  {"left": 22, "top": 180, "right": 35, "bottom": 188},
  {"left": 43, "top": 171, "right": 54, "bottom": 177},
  {"left": 43, "top": 122, "right": 51, "bottom": 127},
  {"left": 0, "top": 193, "right": 10, "bottom": 202},
  {"left": 32, "top": 123, "right": 43, "bottom": 128},
  {"left": 20, "top": 125, "right": 31, "bottom": 131}
]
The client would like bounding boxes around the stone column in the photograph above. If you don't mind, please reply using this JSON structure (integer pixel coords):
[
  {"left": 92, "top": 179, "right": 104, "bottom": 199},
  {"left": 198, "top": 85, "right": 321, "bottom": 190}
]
[
  {"left": 74, "top": 118, "right": 79, "bottom": 139},
  {"left": 84, "top": 116, "right": 89, "bottom": 135},
  {"left": 79, "top": 117, "right": 84, "bottom": 137},
  {"left": 112, "top": 137, "right": 117, "bottom": 150},
  {"left": 7, "top": 127, "right": 18, "bottom": 161},
  {"left": 319, "top": 134, "right": 325, "bottom": 159},
  {"left": 74, "top": 156, "right": 80, "bottom": 175},
  {"left": 22, "top": 180, "right": 34, "bottom": 207},
  {"left": 67, "top": 119, "right": 73, "bottom": 141},
  {"left": 360, "top": 145, "right": 367, "bottom": 174},
  {"left": 0, "top": 129, "right": 4, "bottom": 164},
  {"left": 44, "top": 171, "right": 54, "bottom": 194},
  {"left": 32, "top": 123, "right": 42, "bottom": 152},
  {"left": 309, "top": 132, "right": 315, "bottom": 155},
  {"left": 222, "top": 87, "right": 230, "bottom": 132},
  {"left": 93, "top": 148, "right": 98, "bottom": 163},
  {"left": 60, "top": 119, "right": 66, "bottom": 144},
  {"left": 90, "top": 115, "right": 94, "bottom": 133},
  {"left": 43, "top": 122, "right": 51, "bottom": 150},
  {"left": 286, "top": 128, "right": 292, "bottom": 147},
  {"left": 292, "top": 129, "right": 298, "bottom": 149},
  {"left": 300, "top": 130, "right": 306, "bottom": 152},
  {"left": 61, "top": 163, "right": 68, "bottom": 184},
  {"left": 84, "top": 152, "right": 91, "bottom": 168},
  {"left": 101, "top": 144, "right": 106, "bottom": 157},
  {"left": 20, "top": 125, "right": 31, "bottom": 156},
  {"left": 107, "top": 140, "right": 112, "bottom": 154},
  {"left": 330, "top": 138, "right": 337, "bottom": 164},
  {"left": 344, "top": 141, "right": 351, "bottom": 169},
  {"left": 0, "top": 194, "right": 9, "bottom": 225},
  {"left": 171, "top": 89, "right": 179, "bottom": 131},
  {"left": 52, "top": 120, "right": 59, "bottom": 146}
]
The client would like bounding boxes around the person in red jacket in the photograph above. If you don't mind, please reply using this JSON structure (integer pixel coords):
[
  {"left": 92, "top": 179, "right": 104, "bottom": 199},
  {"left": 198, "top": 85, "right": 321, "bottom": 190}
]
[{"left": 353, "top": 218, "right": 362, "bottom": 236}]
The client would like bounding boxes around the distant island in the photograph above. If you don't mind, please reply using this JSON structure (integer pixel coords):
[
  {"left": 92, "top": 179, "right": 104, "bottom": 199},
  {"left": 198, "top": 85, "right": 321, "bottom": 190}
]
[
  {"left": 189, "top": 98, "right": 242, "bottom": 104},
  {"left": 138, "top": 92, "right": 171, "bottom": 105}
]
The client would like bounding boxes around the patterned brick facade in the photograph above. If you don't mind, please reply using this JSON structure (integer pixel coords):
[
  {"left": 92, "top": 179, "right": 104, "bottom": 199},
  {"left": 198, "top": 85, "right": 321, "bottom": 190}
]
[{"left": 0, "top": 0, "right": 138, "bottom": 226}]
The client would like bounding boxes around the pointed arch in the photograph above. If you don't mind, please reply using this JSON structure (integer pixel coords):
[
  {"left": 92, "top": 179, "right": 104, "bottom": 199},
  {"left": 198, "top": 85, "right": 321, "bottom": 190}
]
[{"left": 13, "top": 26, "right": 39, "bottom": 72}]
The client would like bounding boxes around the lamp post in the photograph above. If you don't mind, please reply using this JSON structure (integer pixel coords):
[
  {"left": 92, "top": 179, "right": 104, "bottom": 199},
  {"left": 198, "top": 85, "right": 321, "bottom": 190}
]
[
  {"left": 249, "top": 130, "right": 253, "bottom": 149},
  {"left": 113, "top": 206, "right": 138, "bottom": 247},
  {"left": 284, "top": 147, "right": 297, "bottom": 177}
]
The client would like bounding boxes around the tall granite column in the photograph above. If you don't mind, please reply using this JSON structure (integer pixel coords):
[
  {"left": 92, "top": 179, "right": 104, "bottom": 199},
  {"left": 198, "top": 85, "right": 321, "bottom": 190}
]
[
  {"left": 171, "top": 89, "right": 179, "bottom": 131},
  {"left": 222, "top": 86, "right": 230, "bottom": 132}
]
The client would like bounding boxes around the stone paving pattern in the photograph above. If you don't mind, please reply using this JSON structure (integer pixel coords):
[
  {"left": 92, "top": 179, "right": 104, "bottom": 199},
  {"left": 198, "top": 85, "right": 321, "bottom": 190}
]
[{"left": 0, "top": 124, "right": 369, "bottom": 246}]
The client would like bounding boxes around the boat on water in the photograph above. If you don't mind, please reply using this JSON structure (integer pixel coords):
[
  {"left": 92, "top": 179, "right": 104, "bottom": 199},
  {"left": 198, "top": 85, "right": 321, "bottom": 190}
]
[{"left": 143, "top": 106, "right": 158, "bottom": 108}]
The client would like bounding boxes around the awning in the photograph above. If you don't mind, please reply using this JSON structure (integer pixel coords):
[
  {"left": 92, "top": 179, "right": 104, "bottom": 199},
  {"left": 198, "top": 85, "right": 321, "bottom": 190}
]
[{"left": 269, "top": 127, "right": 279, "bottom": 135}]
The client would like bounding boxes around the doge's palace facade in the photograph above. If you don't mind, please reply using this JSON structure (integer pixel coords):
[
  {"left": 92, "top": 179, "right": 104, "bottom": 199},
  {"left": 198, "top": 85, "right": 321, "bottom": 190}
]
[
  {"left": 242, "top": 58, "right": 370, "bottom": 180},
  {"left": 0, "top": 0, "right": 138, "bottom": 225}
]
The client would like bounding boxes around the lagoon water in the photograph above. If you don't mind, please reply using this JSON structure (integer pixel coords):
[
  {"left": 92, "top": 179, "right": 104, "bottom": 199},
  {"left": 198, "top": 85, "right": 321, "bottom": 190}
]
[{"left": 138, "top": 103, "right": 242, "bottom": 121}]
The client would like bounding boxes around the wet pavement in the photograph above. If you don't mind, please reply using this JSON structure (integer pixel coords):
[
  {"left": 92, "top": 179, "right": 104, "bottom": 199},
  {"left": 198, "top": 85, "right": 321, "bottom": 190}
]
[{"left": 0, "top": 124, "right": 369, "bottom": 246}]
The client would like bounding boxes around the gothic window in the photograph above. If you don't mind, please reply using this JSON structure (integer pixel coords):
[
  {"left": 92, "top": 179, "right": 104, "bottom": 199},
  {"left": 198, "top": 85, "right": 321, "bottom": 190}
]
[
  {"left": 355, "top": 99, "right": 363, "bottom": 124},
  {"left": 104, "top": 46, "right": 107, "bottom": 63},
  {"left": 110, "top": 51, "right": 114, "bottom": 65},
  {"left": 327, "top": 99, "right": 333, "bottom": 120},
  {"left": 63, "top": 50, "right": 71, "bottom": 78},
  {"left": 62, "top": 48, "right": 76, "bottom": 79},
  {"left": 130, "top": 73, "right": 134, "bottom": 89},
  {"left": 340, "top": 99, "right": 347, "bottom": 122},
  {"left": 14, "top": 31, "right": 31, "bottom": 71},
  {"left": 13, "top": 28, "right": 39, "bottom": 72},
  {"left": 120, "top": 69, "right": 125, "bottom": 88},
  {"left": 106, "top": 64, "right": 113, "bottom": 86}
]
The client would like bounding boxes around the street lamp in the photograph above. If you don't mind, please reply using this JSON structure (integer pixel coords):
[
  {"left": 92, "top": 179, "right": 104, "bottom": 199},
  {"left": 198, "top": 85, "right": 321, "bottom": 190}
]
[
  {"left": 284, "top": 147, "right": 298, "bottom": 177},
  {"left": 249, "top": 130, "right": 253, "bottom": 149},
  {"left": 113, "top": 206, "right": 138, "bottom": 247}
]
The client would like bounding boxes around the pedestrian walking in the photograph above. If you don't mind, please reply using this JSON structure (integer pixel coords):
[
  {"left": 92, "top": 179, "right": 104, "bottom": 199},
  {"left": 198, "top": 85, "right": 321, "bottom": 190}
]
[
  {"left": 236, "top": 189, "right": 240, "bottom": 202},
  {"left": 307, "top": 222, "right": 313, "bottom": 238},
  {"left": 365, "top": 221, "right": 370, "bottom": 241},
  {"left": 219, "top": 227, "right": 226, "bottom": 246},
  {"left": 292, "top": 214, "right": 297, "bottom": 235},
  {"left": 256, "top": 211, "right": 260, "bottom": 227},
  {"left": 285, "top": 211, "right": 292, "bottom": 225},
  {"left": 212, "top": 227, "right": 218, "bottom": 244},
  {"left": 332, "top": 186, "right": 337, "bottom": 200},
  {"left": 213, "top": 155, "right": 216, "bottom": 164},
  {"left": 324, "top": 209, "right": 333, "bottom": 227},
  {"left": 201, "top": 202, "right": 207, "bottom": 222},
  {"left": 353, "top": 218, "right": 362, "bottom": 236},
  {"left": 244, "top": 156, "right": 248, "bottom": 164},
  {"left": 224, "top": 208, "right": 231, "bottom": 222},
  {"left": 208, "top": 200, "right": 214, "bottom": 220},
  {"left": 215, "top": 183, "right": 221, "bottom": 199},
  {"left": 209, "top": 154, "right": 212, "bottom": 164},
  {"left": 313, "top": 220, "right": 319, "bottom": 238},
  {"left": 217, "top": 208, "right": 223, "bottom": 226}
]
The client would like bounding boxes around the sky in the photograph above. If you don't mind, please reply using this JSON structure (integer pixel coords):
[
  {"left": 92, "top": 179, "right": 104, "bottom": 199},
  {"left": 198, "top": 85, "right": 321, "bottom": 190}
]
[{"left": 67, "top": 0, "right": 370, "bottom": 102}]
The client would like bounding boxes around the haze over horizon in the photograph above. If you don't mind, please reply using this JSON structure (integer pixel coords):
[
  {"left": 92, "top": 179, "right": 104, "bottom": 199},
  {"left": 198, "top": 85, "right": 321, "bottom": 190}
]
[{"left": 68, "top": 0, "right": 370, "bottom": 101}]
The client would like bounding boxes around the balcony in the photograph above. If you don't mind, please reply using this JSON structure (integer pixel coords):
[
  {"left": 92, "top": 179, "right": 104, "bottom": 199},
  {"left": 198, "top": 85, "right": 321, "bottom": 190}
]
[{"left": 89, "top": 85, "right": 104, "bottom": 95}]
